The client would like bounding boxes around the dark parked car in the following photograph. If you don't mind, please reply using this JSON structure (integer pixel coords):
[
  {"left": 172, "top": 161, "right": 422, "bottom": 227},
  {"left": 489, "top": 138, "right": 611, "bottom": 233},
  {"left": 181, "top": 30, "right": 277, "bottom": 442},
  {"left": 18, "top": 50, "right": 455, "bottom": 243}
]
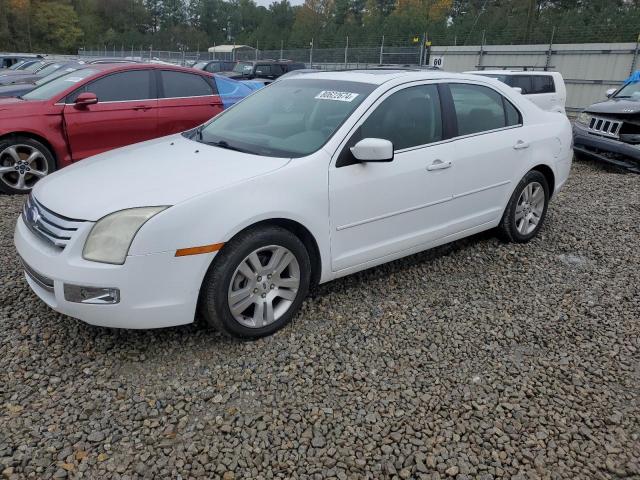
[
  {"left": 0, "top": 62, "right": 87, "bottom": 98},
  {"left": 193, "top": 60, "right": 236, "bottom": 74},
  {"left": 220, "top": 60, "right": 306, "bottom": 81},
  {"left": 0, "top": 64, "right": 255, "bottom": 193},
  {"left": 573, "top": 78, "right": 640, "bottom": 173}
]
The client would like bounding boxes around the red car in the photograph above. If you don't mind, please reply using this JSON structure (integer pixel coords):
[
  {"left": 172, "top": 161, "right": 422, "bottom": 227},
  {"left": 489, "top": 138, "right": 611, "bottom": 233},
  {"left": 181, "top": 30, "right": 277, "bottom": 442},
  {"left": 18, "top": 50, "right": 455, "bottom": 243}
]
[{"left": 0, "top": 63, "right": 251, "bottom": 193}]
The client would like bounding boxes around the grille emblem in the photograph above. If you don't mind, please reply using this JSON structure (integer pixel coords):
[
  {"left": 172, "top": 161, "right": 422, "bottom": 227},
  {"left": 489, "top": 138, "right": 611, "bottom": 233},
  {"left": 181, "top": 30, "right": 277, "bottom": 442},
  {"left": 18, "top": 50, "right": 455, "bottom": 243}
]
[{"left": 26, "top": 203, "right": 40, "bottom": 226}]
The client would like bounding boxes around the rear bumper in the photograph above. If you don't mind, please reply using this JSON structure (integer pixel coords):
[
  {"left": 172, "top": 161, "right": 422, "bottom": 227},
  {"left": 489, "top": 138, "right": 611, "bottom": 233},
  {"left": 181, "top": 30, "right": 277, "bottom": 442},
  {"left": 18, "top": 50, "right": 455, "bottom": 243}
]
[
  {"left": 573, "top": 122, "right": 640, "bottom": 172},
  {"left": 14, "top": 216, "right": 214, "bottom": 329}
]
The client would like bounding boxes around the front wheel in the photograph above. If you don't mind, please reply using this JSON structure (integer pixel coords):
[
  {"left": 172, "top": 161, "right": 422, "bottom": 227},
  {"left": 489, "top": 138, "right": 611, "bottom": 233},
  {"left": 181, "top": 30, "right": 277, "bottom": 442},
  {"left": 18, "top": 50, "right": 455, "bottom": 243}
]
[
  {"left": 498, "top": 170, "right": 550, "bottom": 243},
  {"left": 0, "top": 136, "right": 55, "bottom": 194},
  {"left": 199, "top": 226, "right": 311, "bottom": 339}
]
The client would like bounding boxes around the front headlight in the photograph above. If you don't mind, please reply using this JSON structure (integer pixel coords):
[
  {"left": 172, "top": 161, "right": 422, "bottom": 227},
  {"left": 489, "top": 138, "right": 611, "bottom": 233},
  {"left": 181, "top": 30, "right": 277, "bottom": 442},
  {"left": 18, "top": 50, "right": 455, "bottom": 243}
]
[
  {"left": 83, "top": 206, "right": 168, "bottom": 265},
  {"left": 577, "top": 112, "right": 591, "bottom": 125}
]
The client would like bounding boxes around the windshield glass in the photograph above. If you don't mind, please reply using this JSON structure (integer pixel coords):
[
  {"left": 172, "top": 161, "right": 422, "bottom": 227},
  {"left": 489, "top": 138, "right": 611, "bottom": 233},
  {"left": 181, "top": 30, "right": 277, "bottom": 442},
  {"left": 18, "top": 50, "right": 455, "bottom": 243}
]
[
  {"left": 23, "top": 62, "right": 45, "bottom": 73},
  {"left": 233, "top": 62, "right": 253, "bottom": 74},
  {"left": 614, "top": 82, "right": 640, "bottom": 99},
  {"left": 34, "top": 63, "right": 61, "bottom": 77},
  {"left": 34, "top": 65, "right": 82, "bottom": 86},
  {"left": 195, "top": 79, "right": 375, "bottom": 158},
  {"left": 23, "top": 68, "right": 98, "bottom": 101},
  {"left": 8, "top": 61, "right": 26, "bottom": 70},
  {"left": 193, "top": 62, "right": 207, "bottom": 70}
]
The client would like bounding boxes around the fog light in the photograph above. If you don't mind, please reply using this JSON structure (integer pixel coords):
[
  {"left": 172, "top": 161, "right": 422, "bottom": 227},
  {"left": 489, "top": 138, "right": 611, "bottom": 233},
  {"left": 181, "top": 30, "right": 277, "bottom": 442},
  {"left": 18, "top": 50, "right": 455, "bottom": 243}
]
[{"left": 63, "top": 284, "right": 120, "bottom": 304}]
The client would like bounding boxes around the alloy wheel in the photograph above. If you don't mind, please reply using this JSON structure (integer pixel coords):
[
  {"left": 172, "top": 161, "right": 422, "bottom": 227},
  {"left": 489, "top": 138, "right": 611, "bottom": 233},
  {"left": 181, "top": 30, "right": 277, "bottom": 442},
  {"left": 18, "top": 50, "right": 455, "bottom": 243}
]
[
  {"left": 0, "top": 144, "right": 49, "bottom": 192},
  {"left": 227, "top": 245, "right": 301, "bottom": 329},
  {"left": 515, "top": 181, "right": 545, "bottom": 235}
]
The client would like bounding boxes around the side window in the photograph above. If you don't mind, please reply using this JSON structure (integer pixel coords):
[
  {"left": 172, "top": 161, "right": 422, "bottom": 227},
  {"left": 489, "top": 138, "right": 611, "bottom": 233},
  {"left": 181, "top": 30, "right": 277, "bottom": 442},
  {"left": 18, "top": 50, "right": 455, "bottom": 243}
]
[
  {"left": 359, "top": 84, "right": 443, "bottom": 151},
  {"left": 530, "top": 75, "right": 555, "bottom": 94},
  {"left": 160, "top": 70, "right": 213, "bottom": 98},
  {"left": 450, "top": 83, "right": 517, "bottom": 136},
  {"left": 509, "top": 75, "right": 532, "bottom": 94},
  {"left": 67, "top": 70, "right": 152, "bottom": 103},
  {"left": 504, "top": 98, "right": 522, "bottom": 126}
]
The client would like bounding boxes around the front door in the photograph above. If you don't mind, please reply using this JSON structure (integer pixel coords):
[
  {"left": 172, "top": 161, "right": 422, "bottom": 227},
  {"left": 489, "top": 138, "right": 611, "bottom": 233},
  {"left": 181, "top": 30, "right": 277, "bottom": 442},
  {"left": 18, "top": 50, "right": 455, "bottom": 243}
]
[
  {"left": 63, "top": 69, "right": 158, "bottom": 160},
  {"left": 329, "top": 83, "right": 457, "bottom": 272}
]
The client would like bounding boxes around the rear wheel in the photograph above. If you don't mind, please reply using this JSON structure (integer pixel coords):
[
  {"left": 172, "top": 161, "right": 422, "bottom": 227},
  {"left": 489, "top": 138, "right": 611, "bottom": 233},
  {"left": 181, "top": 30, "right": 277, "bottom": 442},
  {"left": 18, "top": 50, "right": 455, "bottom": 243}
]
[
  {"left": 0, "top": 136, "right": 55, "bottom": 194},
  {"left": 498, "top": 170, "right": 549, "bottom": 243},
  {"left": 199, "top": 226, "right": 311, "bottom": 339}
]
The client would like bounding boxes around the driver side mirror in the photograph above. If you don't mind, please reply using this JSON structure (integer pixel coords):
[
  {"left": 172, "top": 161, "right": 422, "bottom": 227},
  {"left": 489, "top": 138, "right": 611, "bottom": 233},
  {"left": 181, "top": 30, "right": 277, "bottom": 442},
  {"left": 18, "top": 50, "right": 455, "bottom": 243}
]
[
  {"left": 512, "top": 87, "right": 523, "bottom": 94},
  {"left": 606, "top": 88, "right": 616, "bottom": 98},
  {"left": 350, "top": 138, "right": 394, "bottom": 162},
  {"left": 75, "top": 92, "right": 98, "bottom": 107}
]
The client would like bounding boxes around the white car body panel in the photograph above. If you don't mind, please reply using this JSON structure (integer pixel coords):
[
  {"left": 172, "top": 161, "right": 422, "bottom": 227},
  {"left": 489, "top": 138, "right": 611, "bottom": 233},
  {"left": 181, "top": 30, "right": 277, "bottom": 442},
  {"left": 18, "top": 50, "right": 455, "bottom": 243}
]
[{"left": 15, "top": 70, "right": 573, "bottom": 329}]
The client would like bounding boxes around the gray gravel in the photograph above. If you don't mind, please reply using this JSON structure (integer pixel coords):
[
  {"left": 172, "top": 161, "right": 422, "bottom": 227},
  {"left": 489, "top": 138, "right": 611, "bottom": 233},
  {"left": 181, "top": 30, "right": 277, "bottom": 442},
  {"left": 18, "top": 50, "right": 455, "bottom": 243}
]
[{"left": 1, "top": 159, "right": 639, "bottom": 480}]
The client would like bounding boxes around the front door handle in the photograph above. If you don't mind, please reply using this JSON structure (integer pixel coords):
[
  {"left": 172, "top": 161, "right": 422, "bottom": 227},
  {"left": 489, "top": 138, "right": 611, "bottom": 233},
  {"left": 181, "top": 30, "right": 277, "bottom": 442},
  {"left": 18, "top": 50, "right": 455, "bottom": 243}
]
[
  {"left": 427, "top": 159, "right": 452, "bottom": 171},
  {"left": 513, "top": 140, "right": 530, "bottom": 150},
  {"left": 133, "top": 105, "right": 151, "bottom": 111}
]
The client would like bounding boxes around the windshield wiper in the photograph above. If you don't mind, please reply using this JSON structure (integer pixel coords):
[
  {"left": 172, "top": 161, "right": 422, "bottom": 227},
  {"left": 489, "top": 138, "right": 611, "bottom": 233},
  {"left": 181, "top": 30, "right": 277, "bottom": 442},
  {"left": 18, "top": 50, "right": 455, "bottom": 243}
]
[{"left": 206, "top": 139, "right": 250, "bottom": 153}]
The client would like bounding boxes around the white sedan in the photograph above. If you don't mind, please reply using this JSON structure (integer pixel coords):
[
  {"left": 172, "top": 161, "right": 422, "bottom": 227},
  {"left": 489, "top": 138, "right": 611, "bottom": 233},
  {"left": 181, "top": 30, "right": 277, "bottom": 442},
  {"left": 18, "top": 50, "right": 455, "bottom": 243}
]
[{"left": 14, "top": 70, "right": 573, "bottom": 338}]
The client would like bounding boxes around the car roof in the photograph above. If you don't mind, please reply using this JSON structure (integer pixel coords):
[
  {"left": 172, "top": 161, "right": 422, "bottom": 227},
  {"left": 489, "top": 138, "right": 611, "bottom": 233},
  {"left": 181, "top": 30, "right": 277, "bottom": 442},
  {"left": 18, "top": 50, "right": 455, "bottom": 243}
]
[
  {"left": 465, "top": 70, "right": 557, "bottom": 75},
  {"left": 285, "top": 69, "right": 489, "bottom": 86},
  {"left": 79, "top": 63, "right": 212, "bottom": 75}
]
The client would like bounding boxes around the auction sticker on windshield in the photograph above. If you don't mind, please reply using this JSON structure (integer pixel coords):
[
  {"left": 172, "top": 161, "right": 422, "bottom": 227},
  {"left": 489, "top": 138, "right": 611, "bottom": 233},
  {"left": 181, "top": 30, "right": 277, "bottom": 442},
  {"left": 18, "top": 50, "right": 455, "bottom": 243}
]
[{"left": 315, "top": 91, "right": 359, "bottom": 102}]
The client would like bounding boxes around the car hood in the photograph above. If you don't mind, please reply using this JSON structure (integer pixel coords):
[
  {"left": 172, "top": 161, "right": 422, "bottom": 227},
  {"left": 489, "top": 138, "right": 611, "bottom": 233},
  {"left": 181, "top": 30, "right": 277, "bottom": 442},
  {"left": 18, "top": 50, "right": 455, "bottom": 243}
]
[
  {"left": 33, "top": 134, "right": 291, "bottom": 221},
  {"left": 585, "top": 97, "right": 640, "bottom": 115}
]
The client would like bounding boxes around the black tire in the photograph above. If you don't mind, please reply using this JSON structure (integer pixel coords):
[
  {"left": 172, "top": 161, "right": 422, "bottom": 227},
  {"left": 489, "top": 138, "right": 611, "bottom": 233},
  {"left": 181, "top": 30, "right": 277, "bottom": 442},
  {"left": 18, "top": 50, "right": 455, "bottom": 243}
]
[
  {"left": 199, "top": 226, "right": 311, "bottom": 339},
  {"left": 498, "top": 170, "right": 550, "bottom": 243},
  {"left": 0, "top": 135, "right": 56, "bottom": 194}
]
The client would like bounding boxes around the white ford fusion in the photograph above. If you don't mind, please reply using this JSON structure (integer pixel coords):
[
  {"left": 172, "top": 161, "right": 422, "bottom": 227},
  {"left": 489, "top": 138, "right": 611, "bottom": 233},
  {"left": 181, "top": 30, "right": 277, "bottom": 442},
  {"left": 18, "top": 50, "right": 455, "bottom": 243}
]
[{"left": 15, "top": 70, "right": 573, "bottom": 338}]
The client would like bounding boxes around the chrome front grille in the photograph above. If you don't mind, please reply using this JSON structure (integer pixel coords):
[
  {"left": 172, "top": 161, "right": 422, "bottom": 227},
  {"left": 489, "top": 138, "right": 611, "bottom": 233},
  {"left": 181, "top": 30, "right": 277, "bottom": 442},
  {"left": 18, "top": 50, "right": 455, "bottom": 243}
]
[
  {"left": 22, "top": 195, "right": 85, "bottom": 249},
  {"left": 587, "top": 116, "right": 622, "bottom": 138},
  {"left": 20, "top": 257, "right": 55, "bottom": 293}
]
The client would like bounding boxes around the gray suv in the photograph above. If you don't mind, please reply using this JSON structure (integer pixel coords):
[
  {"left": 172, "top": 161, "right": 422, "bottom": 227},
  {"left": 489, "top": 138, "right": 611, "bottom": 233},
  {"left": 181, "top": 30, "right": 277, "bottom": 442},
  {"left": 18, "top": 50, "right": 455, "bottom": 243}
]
[{"left": 573, "top": 81, "right": 640, "bottom": 173}]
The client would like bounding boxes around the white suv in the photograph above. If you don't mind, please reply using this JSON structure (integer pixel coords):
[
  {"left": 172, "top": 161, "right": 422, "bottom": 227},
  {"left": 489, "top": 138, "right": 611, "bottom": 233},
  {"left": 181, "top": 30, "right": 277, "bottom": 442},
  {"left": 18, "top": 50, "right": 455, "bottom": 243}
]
[{"left": 465, "top": 70, "right": 567, "bottom": 114}]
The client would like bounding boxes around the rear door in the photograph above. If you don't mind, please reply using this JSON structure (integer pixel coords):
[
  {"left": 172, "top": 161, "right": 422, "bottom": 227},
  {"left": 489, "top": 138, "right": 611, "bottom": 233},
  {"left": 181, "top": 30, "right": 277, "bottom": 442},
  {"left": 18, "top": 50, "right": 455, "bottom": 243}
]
[
  {"left": 156, "top": 70, "right": 223, "bottom": 136},
  {"left": 445, "top": 82, "right": 529, "bottom": 230},
  {"left": 63, "top": 69, "right": 158, "bottom": 160}
]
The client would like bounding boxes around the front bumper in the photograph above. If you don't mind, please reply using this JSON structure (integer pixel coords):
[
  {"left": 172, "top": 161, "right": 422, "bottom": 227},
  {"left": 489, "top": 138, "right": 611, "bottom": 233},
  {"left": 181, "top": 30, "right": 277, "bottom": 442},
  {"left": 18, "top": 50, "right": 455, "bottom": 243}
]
[
  {"left": 14, "top": 216, "right": 214, "bottom": 329},
  {"left": 573, "top": 122, "right": 640, "bottom": 172}
]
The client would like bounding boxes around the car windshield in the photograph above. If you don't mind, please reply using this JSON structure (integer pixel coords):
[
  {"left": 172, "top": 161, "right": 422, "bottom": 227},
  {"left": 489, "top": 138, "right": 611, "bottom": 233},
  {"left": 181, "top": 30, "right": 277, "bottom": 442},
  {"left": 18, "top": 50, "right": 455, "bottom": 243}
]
[
  {"left": 193, "top": 79, "right": 375, "bottom": 158},
  {"left": 22, "top": 68, "right": 98, "bottom": 100},
  {"left": 34, "top": 63, "right": 61, "bottom": 77},
  {"left": 34, "top": 65, "right": 82, "bottom": 86},
  {"left": 8, "top": 61, "right": 27, "bottom": 70},
  {"left": 233, "top": 62, "right": 253, "bottom": 73},
  {"left": 23, "top": 62, "right": 45, "bottom": 73},
  {"left": 614, "top": 82, "right": 640, "bottom": 99},
  {"left": 193, "top": 62, "right": 207, "bottom": 70}
]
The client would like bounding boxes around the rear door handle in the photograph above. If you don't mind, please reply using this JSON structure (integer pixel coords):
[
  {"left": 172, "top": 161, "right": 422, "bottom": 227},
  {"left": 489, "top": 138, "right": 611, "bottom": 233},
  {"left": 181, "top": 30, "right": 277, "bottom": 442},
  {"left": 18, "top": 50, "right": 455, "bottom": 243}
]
[
  {"left": 427, "top": 159, "right": 452, "bottom": 171},
  {"left": 513, "top": 140, "right": 530, "bottom": 150},
  {"left": 133, "top": 105, "right": 151, "bottom": 111}
]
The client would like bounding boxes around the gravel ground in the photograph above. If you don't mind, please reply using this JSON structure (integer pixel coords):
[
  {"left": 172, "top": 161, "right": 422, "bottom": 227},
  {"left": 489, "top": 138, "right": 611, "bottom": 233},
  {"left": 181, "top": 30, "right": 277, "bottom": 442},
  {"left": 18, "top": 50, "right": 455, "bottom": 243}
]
[{"left": 1, "top": 159, "right": 639, "bottom": 480}]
